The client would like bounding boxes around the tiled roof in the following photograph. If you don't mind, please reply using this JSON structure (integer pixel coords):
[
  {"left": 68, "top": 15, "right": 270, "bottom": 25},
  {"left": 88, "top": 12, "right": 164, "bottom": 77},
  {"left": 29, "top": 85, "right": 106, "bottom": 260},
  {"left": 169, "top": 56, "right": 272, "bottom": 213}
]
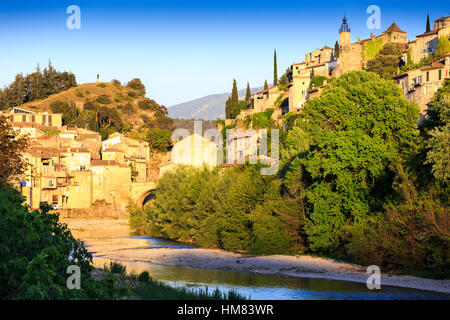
[
  {"left": 421, "top": 59, "right": 445, "bottom": 71},
  {"left": 91, "top": 160, "right": 119, "bottom": 166},
  {"left": 385, "top": 22, "right": 406, "bottom": 33},
  {"left": 416, "top": 29, "right": 438, "bottom": 37},
  {"left": 434, "top": 16, "right": 450, "bottom": 22}
]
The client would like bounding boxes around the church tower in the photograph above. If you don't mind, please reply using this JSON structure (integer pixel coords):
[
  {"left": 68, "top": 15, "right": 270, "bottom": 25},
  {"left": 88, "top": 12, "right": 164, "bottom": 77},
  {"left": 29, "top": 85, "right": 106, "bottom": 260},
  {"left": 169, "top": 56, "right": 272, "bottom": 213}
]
[{"left": 339, "top": 16, "right": 351, "bottom": 46}]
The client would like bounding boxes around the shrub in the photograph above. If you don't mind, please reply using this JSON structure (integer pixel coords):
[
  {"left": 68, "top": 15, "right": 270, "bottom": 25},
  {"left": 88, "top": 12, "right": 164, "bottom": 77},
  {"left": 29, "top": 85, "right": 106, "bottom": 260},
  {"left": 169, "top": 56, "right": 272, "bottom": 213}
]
[
  {"left": 138, "top": 271, "right": 151, "bottom": 283},
  {"left": 102, "top": 261, "right": 127, "bottom": 275},
  {"left": 96, "top": 94, "right": 112, "bottom": 105},
  {"left": 0, "top": 185, "right": 99, "bottom": 299},
  {"left": 126, "top": 78, "right": 146, "bottom": 95}
]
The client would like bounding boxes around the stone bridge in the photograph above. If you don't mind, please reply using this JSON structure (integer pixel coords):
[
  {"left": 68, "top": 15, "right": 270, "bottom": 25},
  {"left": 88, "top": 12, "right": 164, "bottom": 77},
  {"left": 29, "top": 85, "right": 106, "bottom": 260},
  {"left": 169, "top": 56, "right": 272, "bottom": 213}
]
[{"left": 130, "top": 181, "right": 158, "bottom": 206}]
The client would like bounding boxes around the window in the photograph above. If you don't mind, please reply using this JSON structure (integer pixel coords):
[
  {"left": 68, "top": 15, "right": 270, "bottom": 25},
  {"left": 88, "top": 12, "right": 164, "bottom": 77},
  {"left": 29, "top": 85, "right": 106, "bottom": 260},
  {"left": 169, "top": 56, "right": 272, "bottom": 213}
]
[
  {"left": 439, "top": 70, "right": 442, "bottom": 80},
  {"left": 22, "top": 115, "right": 26, "bottom": 122},
  {"left": 426, "top": 71, "right": 429, "bottom": 82},
  {"left": 32, "top": 115, "right": 35, "bottom": 122}
]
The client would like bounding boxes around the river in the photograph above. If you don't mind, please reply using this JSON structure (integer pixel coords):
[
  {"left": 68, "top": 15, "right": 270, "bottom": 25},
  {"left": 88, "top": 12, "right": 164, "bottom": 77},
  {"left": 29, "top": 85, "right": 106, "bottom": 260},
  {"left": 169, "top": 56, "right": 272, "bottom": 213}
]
[{"left": 91, "top": 235, "right": 449, "bottom": 300}]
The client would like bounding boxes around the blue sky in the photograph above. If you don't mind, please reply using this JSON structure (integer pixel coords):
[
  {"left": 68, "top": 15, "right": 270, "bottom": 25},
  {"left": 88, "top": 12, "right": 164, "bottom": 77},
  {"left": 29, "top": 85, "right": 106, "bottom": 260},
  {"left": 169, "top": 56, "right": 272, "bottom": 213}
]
[{"left": 0, "top": 1, "right": 449, "bottom": 106}]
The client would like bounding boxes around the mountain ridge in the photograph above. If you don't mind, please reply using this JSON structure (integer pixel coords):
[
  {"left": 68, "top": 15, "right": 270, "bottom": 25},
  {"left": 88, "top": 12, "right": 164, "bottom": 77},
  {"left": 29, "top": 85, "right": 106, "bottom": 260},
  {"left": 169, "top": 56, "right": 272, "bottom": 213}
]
[{"left": 168, "top": 86, "right": 265, "bottom": 120}]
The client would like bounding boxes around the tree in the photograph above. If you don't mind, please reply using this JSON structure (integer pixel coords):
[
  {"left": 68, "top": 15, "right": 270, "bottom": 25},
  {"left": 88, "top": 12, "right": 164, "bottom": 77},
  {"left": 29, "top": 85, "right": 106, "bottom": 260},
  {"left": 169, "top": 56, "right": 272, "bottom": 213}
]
[
  {"left": 0, "top": 119, "right": 28, "bottom": 186},
  {"left": 126, "top": 78, "right": 146, "bottom": 95},
  {"left": 231, "top": 100, "right": 248, "bottom": 119},
  {"left": 426, "top": 123, "right": 450, "bottom": 183},
  {"left": 245, "top": 82, "right": 251, "bottom": 102},
  {"left": 334, "top": 40, "right": 340, "bottom": 58},
  {"left": 0, "top": 185, "right": 101, "bottom": 299},
  {"left": 231, "top": 79, "right": 238, "bottom": 109},
  {"left": 291, "top": 71, "right": 419, "bottom": 252},
  {"left": 145, "top": 128, "right": 172, "bottom": 152},
  {"left": 225, "top": 96, "right": 232, "bottom": 119},
  {"left": 273, "top": 49, "right": 278, "bottom": 86},
  {"left": 366, "top": 43, "right": 403, "bottom": 79},
  {"left": 264, "top": 80, "right": 268, "bottom": 90},
  {"left": 278, "top": 68, "right": 290, "bottom": 86},
  {"left": 426, "top": 14, "right": 431, "bottom": 33}
]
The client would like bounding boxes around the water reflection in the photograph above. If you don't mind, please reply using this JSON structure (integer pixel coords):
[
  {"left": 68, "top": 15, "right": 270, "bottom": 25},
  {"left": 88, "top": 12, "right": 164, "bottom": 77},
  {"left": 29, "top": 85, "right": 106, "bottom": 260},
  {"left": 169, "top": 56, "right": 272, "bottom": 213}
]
[{"left": 93, "top": 256, "right": 450, "bottom": 300}]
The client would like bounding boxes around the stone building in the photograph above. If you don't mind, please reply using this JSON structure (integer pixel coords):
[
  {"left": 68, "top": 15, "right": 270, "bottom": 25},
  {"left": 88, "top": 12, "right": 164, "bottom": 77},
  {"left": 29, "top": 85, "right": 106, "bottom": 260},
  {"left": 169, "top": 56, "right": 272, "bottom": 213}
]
[
  {"left": 332, "top": 17, "right": 408, "bottom": 77},
  {"left": 0, "top": 107, "right": 62, "bottom": 127},
  {"left": 408, "top": 17, "right": 450, "bottom": 63},
  {"left": 394, "top": 53, "right": 450, "bottom": 115}
]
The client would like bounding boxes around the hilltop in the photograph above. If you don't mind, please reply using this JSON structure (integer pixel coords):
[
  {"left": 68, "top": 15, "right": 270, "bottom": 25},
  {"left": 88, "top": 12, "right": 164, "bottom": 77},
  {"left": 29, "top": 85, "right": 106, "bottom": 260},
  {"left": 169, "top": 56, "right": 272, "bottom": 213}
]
[{"left": 18, "top": 81, "right": 167, "bottom": 128}]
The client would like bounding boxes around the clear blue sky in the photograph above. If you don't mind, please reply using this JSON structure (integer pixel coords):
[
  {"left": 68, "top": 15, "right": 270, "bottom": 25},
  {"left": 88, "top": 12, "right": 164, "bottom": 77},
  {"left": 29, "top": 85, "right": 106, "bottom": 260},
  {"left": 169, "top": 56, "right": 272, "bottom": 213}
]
[{"left": 0, "top": 1, "right": 449, "bottom": 106}]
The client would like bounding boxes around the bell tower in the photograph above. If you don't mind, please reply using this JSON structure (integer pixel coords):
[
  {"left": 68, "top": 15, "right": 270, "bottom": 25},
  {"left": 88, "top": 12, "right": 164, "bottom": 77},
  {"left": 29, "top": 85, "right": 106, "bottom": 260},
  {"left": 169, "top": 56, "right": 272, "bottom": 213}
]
[{"left": 339, "top": 16, "right": 351, "bottom": 46}]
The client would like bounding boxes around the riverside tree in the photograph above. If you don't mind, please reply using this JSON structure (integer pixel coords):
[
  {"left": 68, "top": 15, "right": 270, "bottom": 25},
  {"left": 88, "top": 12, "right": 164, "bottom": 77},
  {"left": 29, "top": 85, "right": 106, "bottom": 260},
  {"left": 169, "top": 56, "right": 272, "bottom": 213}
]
[{"left": 289, "top": 71, "right": 419, "bottom": 252}]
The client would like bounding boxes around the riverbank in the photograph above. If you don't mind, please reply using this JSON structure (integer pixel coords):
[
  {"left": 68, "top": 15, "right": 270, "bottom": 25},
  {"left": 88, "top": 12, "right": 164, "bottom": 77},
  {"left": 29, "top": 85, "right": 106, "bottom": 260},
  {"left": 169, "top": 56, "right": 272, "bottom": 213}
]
[{"left": 62, "top": 218, "right": 450, "bottom": 295}]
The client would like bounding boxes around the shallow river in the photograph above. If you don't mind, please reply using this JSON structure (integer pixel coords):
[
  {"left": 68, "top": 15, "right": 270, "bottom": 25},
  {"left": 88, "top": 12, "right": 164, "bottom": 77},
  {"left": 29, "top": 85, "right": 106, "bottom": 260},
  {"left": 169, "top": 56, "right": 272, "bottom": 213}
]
[{"left": 92, "top": 236, "right": 449, "bottom": 300}]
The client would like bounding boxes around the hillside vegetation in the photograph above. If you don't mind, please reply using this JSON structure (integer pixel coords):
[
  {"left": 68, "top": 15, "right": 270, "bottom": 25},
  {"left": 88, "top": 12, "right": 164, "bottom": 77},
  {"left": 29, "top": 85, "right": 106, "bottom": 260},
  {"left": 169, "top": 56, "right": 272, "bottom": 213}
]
[{"left": 0, "top": 64, "right": 174, "bottom": 148}]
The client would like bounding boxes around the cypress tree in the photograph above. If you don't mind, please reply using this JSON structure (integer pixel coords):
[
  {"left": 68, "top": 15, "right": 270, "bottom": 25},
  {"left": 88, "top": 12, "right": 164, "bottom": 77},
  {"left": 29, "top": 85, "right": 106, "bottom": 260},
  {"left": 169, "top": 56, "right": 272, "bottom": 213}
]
[
  {"left": 334, "top": 40, "right": 340, "bottom": 58},
  {"left": 273, "top": 49, "right": 278, "bottom": 86},
  {"left": 231, "top": 79, "right": 239, "bottom": 109},
  {"left": 426, "top": 14, "right": 431, "bottom": 32},
  {"left": 264, "top": 80, "right": 268, "bottom": 90},
  {"left": 225, "top": 96, "right": 232, "bottom": 119},
  {"left": 245, "top": 82, "right": 251, "bottom": 101}
]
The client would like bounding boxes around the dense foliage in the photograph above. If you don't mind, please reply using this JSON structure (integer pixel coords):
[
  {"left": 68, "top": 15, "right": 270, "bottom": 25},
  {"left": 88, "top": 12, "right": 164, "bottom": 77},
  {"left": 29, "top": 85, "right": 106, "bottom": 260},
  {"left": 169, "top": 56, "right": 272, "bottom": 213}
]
[
  {"left": 0, "top": 62, "right": 76, "bottom": 110},
  {"left": 135, "top": 71, "right": 449, "bottom": 278},
  {"left": 0, "top": 187, "right": 100, "bottom": 299},
  {"left": 0, "top": 118, "right": 28, "bottom": 185},
  {"left": 366, "top": 43, "right": 403, "bottom": 79}
]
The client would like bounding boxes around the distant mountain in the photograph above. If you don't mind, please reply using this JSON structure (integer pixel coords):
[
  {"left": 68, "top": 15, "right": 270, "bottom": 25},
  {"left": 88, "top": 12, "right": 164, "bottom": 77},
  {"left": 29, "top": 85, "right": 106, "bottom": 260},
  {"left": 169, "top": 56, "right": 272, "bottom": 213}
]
[{"left": 168, "top": 86, "right": 265, "bottom": 120}]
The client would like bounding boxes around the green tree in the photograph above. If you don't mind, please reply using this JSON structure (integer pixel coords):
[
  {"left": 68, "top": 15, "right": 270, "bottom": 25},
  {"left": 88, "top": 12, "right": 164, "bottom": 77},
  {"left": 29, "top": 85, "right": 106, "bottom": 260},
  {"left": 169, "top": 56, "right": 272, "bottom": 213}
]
[
  {"left": 426, "top": 14, "right": 431, "bottom": 33},
  {"left": 291, "top": 71, "right": 419, "bottom": 252},
  {"left": 145, "top": 128, "right": 172, "bottom": 152},
  {"left": 225, "top": 96, "right": 232, "bottom": 119},
  {"left": 273, "top": 49, "right": 278, "bottom": 86},
  {"left": 231, "top": 79, "right": 239, "bottom": 109},
  {"left": 0, "top": 186, "right": 102, "bottom": 299},
  {"left": 0, "top": 119, "right": 28, "bottom": 186},
  {"left": 126, "top": 78, "right": 146, "bottom": 95},
  {"left": 366, "top": 43, "right": 403, "bottom": 79},
  {"left": 264, "top": 80, "right": 268, "bottom": 90},
  {"left": 231, "top": 100, "right": 248, "bottom": 119},
  {"left": 334, "top": 40, "right": 340, "bottom": 58},
  {"left": 245, "top": 82, "right": 251, "bottom": 102}
]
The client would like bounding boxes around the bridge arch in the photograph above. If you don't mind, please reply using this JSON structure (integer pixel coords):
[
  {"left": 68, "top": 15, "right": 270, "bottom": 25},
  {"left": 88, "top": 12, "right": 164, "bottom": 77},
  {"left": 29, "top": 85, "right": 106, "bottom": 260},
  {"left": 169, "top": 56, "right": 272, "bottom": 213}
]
[
  {"left": 130, "top": 182, "right": 158, "bottom": 207},
  {"left": 136, "top": 189, "right": 156, "bottom": 207}
]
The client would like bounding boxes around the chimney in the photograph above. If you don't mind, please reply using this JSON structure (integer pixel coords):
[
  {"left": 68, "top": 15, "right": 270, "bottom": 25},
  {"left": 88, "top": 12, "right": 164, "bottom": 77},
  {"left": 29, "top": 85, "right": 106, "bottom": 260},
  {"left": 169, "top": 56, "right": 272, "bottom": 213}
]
[
  {"left": 370, "top": 33, "right": 375, "bottom": 39},
  {"left": 357, "top": 36, "right": 360, "bottom": 42}
]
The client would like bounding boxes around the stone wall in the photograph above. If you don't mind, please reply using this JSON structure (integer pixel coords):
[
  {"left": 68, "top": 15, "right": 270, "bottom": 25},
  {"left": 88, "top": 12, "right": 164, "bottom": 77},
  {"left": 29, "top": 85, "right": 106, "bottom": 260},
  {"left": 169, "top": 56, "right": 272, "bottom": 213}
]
[{"left": 55, "top": 200, "right": 130, "bottom": 219}]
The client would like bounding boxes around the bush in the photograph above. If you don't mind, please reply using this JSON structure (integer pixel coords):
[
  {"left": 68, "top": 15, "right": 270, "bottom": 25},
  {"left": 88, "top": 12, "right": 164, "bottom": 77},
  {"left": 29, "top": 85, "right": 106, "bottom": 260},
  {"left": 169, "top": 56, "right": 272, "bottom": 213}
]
[
  {"left": 111, "top": 79, "right": 121, "bottom": 86},
  {"left": 252, "top": 109, "right": 275, "bottom": 129},
  {"left": 126, "top": 78, "right": 146, "bottom": 95},
  {"left": 102, "top": 261, "right": 127, "bottom": 275},
  {"left": 119, "top": 103, "right": 136, "bottom": 115},
  {"left": 138, "top": 98, "right": 160, "bottom": 111},
  {"left": 96, "top": 94, "right": 112, "bottom": 105},
  {"left": 138, "top": 271, "right": 151, "bottom": 283},
  {"left": 0, "top": 185, "right": 99, "bottom": 299}
]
